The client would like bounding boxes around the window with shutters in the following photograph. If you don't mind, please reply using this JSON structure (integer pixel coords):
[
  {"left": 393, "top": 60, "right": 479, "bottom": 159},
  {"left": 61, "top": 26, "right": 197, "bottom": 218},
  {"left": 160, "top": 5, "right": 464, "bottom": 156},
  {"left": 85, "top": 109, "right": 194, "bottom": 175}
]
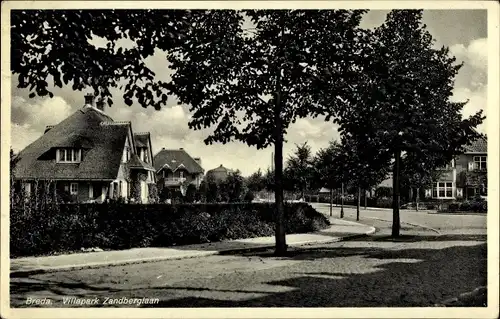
[
  {"left": 473, "top": 156, "right": 487, "bottom": 170},
  {"left": 57, "top": 149, "right": 81, "bottom": 163},
  {"left": 432, "top": 182, "right": 453, "bottom": 199}
]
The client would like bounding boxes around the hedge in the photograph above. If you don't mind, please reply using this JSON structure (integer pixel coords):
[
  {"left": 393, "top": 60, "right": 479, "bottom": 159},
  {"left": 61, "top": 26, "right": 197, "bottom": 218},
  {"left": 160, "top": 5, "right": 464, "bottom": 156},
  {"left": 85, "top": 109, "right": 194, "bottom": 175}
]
[
  {"left": 442, "top": 199, "right": 487, "bottom": 213},
  {"left": 10, "top": 202, "right": 330, "bottom": 258}
]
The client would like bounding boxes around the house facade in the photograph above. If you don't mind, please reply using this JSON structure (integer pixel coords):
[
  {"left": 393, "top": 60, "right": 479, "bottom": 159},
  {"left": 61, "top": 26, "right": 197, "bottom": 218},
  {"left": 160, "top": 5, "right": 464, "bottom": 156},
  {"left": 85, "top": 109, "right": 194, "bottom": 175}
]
[
  {"left": 12, "top": 94, "right": 156, "bottom": 203},
  {"left": 153, "top": 148, "right": 204, "bottom": 194},
  {"left": 424, "top": 137, "right": 487, "bottom": 200}
]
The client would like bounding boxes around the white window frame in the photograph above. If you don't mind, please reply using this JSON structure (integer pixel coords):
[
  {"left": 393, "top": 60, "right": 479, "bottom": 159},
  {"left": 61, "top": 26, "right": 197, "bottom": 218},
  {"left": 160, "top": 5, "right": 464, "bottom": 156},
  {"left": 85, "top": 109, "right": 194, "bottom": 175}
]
[
  {"left": 433, "top": 182, "right": 454, "bottom": 199},
  {"left": 70, "top": 183, "right": 78, "bottom": 195},
  {"left": 89, "top": 183, "right": 93, "bottom": 198},
  {"left": 179, "top": 171, "right": 184, "bottom": 179},
  {"left": 57, "top": 148, "right": 81, "bottom": 163},
  {"left": 473, "top": 156, "right": 487, "bottom": 170}
]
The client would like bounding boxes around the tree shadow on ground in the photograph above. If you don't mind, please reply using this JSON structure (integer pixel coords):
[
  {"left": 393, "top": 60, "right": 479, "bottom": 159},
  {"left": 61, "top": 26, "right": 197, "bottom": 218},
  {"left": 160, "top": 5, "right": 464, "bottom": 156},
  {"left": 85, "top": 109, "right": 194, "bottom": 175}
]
[
  {"left": 11, "top": 240, "right": 487, "bottom": 308},
  {"left": 142, "top": 243, "right": 486, "bottom": 307}
]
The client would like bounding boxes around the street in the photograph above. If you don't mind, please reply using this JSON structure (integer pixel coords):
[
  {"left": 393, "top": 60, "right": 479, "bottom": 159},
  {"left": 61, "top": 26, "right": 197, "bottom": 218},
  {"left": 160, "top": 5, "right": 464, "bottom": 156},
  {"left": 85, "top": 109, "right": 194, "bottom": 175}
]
[{"left": 11, "top": 206, "right": 487, "bottom": 308}]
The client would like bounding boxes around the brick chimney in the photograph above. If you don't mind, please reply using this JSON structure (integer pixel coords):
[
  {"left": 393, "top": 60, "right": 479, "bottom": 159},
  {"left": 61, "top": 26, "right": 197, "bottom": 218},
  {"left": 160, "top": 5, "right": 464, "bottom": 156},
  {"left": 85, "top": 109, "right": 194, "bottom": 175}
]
[{"left": 84, "top": 93, "right": 95, "bottom": 107}]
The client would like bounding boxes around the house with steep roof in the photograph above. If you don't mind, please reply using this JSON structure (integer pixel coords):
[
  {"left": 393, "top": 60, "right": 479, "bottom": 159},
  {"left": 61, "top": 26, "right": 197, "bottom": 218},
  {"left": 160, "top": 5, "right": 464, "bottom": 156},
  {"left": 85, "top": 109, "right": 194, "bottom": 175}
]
[
  {"left": 206, "top": 164, "right": 232, "bottom": 183},
  {"left": 153, "top": 148, "right": 204, "bottom": 194},
  {"left": 424, "top": 136, "right": 487, "bottom": 200},
  {"left": 12, "top": 94, "right": 156, "bottom": 203}
]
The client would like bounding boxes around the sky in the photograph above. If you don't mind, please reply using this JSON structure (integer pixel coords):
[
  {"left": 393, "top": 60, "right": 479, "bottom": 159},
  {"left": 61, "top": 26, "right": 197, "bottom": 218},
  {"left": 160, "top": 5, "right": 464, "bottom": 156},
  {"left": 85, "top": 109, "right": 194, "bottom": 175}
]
[{"left": 10, "top": 10, "right": 488, "bottom": 177}]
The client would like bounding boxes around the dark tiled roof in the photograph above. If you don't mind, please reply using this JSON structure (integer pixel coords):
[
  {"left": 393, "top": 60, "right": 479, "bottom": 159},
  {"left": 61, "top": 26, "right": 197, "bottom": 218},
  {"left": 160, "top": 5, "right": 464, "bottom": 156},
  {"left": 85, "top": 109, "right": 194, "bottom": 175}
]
[
  {"left": 134, "top": 132, "right": 150, "bottom": 147},
  {"left": 127, "top": 153, "right": 154, "bottom": 171},
  {"left": 464, "top": 136, "right": 487, "bottom": 153},
  {"left": 207, "top": 164, "right": 229, "bottom": 173},
  {"left": 14, "top": 107, "right": 129, "bottom": 180},
  {"left": 153, "top": 149, "right": 204, "bottom": 174}
]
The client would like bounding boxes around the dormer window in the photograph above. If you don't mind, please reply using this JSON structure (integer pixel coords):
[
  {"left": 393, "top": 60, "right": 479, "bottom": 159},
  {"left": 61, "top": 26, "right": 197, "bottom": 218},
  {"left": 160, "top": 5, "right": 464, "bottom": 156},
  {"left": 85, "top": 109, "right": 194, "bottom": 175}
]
[{"left": 57, "top": 148, "right": 81, "bottom": 163}]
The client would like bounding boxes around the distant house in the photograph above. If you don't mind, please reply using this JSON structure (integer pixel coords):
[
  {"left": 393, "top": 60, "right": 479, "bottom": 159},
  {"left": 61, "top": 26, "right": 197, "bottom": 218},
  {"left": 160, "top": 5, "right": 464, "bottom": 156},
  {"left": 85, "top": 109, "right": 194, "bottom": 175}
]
[
  {"left": 154, "top": 148, "right": 204, "bottom": 193},
  {"left": 425, "top": 136, "right": 487, "bottom": 200},
  {"left": 12, "top": 94, "right": 156, "bottom": 203},
  {"left": 206, "top": 164, "right": 232, "bottom": 183},
  {"left": 372, "top": 137, "right": 487, "bottom": 201}
]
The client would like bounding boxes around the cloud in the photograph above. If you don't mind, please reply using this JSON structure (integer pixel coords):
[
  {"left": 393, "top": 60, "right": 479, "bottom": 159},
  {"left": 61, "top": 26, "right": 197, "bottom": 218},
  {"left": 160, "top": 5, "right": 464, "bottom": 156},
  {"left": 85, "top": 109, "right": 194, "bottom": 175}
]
[
  {"left": 450, "top": 38, "right": 487, "bottom": 72},
  {"left": 450, "top": 38, "right": 488, "bottom": 90},
  {"left": 451, "top": 85, "right": 487, "bottom": 134},
  {"left": 11, "top": 95, "right": 73, "bottom": 152},
  {"left": 10, "top": 123, "right": 42, "bottom": 153}
]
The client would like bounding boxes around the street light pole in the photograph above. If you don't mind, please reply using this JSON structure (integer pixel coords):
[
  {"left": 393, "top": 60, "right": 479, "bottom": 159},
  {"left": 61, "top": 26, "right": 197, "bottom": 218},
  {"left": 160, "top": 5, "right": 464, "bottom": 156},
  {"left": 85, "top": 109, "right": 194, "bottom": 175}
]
[{"left": 341, "top": 182, "right": 345, "bottom": 218}]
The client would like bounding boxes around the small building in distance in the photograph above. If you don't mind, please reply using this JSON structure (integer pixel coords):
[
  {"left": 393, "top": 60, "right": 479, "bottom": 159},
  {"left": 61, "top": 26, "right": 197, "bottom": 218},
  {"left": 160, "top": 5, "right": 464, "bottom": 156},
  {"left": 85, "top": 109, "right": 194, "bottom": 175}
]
[{"left": 206, "top": 164, "right": 231, "bottom": 183}]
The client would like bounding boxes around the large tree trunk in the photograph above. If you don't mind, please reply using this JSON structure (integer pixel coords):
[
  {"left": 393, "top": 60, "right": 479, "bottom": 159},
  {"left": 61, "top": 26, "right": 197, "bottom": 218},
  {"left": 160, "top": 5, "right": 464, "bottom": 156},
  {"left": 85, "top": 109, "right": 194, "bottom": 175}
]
[
  {"left": 392, "top": 150, "right": 401, "bottom": 237},
  {"left": 340, "top": 182, "right": 345, "bottom": 218},
  {"left": 273, "top": 46, "right": 287, "bottom": 255},
  {"left": 357, "top": 186, "right": 361, "bottom": 221}
]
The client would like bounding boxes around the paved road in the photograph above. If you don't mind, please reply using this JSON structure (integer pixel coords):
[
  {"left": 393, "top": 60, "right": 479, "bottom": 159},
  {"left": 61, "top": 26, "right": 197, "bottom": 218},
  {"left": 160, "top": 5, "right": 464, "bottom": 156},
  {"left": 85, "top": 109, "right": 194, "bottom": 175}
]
[
  {"left": 11, "top": 207, "right": 487, "bottom": 308},
  {"left": 310, "top": 203, "right": 487, "bottom": 234}
]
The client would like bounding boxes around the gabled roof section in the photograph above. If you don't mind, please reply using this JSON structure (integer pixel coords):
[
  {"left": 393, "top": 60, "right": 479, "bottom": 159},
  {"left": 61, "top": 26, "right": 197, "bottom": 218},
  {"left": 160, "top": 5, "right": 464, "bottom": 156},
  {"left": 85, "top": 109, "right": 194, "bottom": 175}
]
[
  {"left": 153, "top": 148, "right": 204, "bottom": 174},
  {"left": 127, "top": 154, "right": 155, "bottom": 171},
  {"left": 464, "top": 136, "right": 487, "bottom": 154},
  {"left": 13, "top": 107, "right": 129, "bottom": 180}
]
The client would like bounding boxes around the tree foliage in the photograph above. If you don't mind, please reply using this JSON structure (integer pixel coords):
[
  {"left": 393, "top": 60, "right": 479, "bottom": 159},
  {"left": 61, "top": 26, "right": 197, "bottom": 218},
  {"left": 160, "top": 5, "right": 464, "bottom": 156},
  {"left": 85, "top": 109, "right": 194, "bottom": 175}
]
[
  {"left": 330, "top": 10, "right": 485, "bottom": 236},
  {"left": 245, "top": 168, "right": 266, "bottom": 193},
  {"left": 11, "top": 9, "right": 202, "bottom": 109},
  {"left": 284, "top": 142, "right": 315, "bottom": 198},
  {"left": 313, "top": 140, "right": 344, "bottom": 190},
  {"left": 220, "top": 170, "right": 247, "bottom": 202}
]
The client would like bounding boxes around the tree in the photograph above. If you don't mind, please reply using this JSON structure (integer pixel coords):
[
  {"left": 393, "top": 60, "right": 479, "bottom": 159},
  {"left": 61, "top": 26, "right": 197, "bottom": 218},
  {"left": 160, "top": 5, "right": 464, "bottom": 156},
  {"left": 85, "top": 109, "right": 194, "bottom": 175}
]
[
  {"left": 184, "top": 184, "right": 197, "bottom": 203},
  {"left": 12, "top": 9, "right": 368, "bottom": 255},
  {"left": 284, "top": 142, "right": 315, "bottom": 200},
  {"left": 313, "top": 140, "right": 343, "bottom": 217},
  {"left": 167, "top": 10, "right": 367, "bottom": 255},
  {"left": 399, "top": 151, "right": 447, "bottom": 210},
  {"left": 245, "top": 168, "right": 266, "bottom": 193},
  {"left": 11, "top": 10, "right": 199, "bottom": 108},
  {"left": 221, "top": 170, "right": 246, "bottom": 202},
  {"left": 203, "top": 174, "right": 219, "bottom": 203},
  {"left": 338, "top": 135, "right": 390, "bottom": 221},
  {"left": 332, "top": 10, "right": 484, "bottom": 236}
]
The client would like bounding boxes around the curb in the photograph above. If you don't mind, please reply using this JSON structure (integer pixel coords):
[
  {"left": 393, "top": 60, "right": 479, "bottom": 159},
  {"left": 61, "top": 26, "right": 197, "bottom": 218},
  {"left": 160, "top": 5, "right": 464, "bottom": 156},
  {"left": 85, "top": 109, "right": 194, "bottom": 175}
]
[
  {"left": 11, "top": 226, "right": 376, "bottom": 277},
  {"left": 363, "top": 216, "right": 441, "bottom": 235}
]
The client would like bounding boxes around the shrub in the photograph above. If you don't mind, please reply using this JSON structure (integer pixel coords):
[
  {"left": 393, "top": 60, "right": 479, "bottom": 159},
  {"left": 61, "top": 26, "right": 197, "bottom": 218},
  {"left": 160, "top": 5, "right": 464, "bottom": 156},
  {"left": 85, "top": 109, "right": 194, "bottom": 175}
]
[
  {"left": 448, "top": 203, "right": 460, "bottom": 211},
  {"left": 10, "top": 202, "right": 329, "bottom": 258},
  {"left": 470, "top": 199, "right": 487, "bottom": 212},
  {"left": 459, "top": 201, "right": 471, "bottom": 211},
  {"left": 244, "top": 190, "right": 255, "bottom": 203}
]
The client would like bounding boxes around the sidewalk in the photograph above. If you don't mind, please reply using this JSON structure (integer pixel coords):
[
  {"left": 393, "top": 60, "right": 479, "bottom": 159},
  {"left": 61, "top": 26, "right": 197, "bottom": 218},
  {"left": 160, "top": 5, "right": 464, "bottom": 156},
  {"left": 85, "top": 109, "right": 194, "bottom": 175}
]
[{"left": 10, "top": 218, "right": 375, "bottom": 276}]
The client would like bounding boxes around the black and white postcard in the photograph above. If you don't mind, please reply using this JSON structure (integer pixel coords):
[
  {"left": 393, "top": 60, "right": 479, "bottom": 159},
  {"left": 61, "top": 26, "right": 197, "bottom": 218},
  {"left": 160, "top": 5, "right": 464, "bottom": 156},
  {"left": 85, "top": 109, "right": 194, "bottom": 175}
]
[{"left": 1, "top": 1, "right": 499, "bottom": 319}]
